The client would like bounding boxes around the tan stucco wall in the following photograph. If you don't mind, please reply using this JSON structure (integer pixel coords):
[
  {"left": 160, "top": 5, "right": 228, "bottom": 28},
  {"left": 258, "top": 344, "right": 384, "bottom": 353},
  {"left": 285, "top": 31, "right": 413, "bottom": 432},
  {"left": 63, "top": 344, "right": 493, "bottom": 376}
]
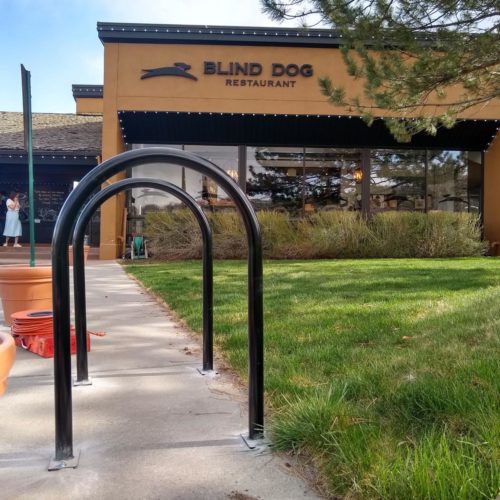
[
  {"left": 100, "top": 43, "right": 126, "bottom": 260},
  {"left": 484, "top": 132, "right": 500, "bottom": 249},
  {"left": 75, "top": 97, "right": 103, "bottom": 115}
]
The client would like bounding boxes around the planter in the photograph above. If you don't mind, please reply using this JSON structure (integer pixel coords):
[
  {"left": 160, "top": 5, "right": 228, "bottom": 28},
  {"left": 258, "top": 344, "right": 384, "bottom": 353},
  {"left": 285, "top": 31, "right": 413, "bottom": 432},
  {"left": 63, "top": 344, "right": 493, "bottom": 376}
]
[
  {"left": 0, "top": 266, "right": 52, "bottom": 326},
  {"left": 0, "top": 331, "right": 16, "bottom": 395},
  {"left": 68, "top": 245, "right": 90, "bottom": 266}
]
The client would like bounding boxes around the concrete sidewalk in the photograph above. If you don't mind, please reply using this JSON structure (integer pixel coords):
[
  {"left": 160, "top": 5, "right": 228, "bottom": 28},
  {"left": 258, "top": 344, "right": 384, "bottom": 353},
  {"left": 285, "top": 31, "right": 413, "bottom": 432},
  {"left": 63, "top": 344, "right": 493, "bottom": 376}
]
[{"left": 0, "top": 261, "right": 319, "bottom": 499}]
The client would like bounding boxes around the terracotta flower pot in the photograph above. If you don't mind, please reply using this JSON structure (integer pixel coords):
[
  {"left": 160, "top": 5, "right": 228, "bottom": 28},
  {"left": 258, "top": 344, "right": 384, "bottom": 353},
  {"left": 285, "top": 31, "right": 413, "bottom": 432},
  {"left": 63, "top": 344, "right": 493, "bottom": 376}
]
[
  {"left": 0, "top": 331, "right": 16, "bottom": 395},
  {"left": 0, "top": 265, "right": 52, "bottom": 326},
  {"left": 68, "top": 245, "right": 90, "bottom": 266}
]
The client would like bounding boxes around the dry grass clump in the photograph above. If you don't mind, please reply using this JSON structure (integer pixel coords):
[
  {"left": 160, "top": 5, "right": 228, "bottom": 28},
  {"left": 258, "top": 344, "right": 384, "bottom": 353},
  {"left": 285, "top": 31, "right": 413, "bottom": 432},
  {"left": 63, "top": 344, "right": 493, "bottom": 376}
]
[
  {"left": 297, "top": 211, "right": 376, "bottom": 258},
  {"left": 210, "top": 211, "right": 247, "bottom": 259},
  {"left": 144, "top": 210, "right": 202, "bottom": 259},
  {"left": 369, "top": 211, "right": 487, "bottom": 258},
  {"left": 144, "top": 209, "right": 486, "bottom": 260}
]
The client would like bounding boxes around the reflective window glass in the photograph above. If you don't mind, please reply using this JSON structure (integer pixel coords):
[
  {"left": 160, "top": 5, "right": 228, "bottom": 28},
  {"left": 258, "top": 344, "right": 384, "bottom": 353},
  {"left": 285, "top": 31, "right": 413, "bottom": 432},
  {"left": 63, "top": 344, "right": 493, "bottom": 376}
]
[
  {"left": 370, "top": 150, "right": 426, "bottom": 212},
  {"left": 427, "top": 151, "right": 481, "bottom": 213},
  {"left": 245, "top": 147, "right": 362, "bottom": 214},
  {"left": 245, "top": 147, "right": 305, "bottom": 212}
]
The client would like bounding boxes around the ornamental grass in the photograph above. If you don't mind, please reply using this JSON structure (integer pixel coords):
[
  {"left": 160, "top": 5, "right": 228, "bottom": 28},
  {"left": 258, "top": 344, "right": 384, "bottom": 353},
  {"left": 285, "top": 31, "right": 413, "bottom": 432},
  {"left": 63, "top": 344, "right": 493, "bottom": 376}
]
[{"left": 144, "top": 209, "right": 486, "bottom": 260}]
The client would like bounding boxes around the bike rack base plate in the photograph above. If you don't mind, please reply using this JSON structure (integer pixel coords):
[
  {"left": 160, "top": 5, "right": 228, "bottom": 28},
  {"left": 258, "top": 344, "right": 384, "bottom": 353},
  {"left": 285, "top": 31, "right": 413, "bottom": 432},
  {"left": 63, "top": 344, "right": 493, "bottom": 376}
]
[
  {"left": 73, "top": 377, "right": 92, "bottom": 386},
  {"left": 48, "top": 450, "right": 80, "bottom": 471}
]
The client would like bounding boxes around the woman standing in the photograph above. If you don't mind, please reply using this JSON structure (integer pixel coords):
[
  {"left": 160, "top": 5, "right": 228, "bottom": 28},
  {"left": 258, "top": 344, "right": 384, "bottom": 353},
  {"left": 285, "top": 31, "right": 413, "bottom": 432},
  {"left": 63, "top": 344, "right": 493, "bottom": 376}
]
[{"left": 3, "top": 192, "right": 22, "bottom": 247}]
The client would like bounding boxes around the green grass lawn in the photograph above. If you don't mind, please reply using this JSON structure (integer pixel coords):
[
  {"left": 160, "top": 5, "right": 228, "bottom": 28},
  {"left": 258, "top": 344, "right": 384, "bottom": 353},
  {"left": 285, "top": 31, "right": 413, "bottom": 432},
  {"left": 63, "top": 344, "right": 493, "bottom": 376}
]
[{"left": 126, "top": 258, "right": 500, "bottom": 499}]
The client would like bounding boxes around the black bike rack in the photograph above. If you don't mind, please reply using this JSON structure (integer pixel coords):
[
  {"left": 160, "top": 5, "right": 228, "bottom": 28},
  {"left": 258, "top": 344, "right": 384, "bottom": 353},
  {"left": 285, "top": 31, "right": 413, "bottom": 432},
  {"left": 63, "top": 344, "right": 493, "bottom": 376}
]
[
  {"left": 72, "top": 178, "right": 214, "bottom": 386},
  {"left": 50, "top": 148, "right": 263, "bottom": 469}
]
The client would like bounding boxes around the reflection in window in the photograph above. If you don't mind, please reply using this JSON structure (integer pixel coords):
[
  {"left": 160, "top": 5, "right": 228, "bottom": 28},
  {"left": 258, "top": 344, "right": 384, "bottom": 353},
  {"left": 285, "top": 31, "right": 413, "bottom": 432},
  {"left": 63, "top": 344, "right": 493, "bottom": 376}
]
[
  {"left": 130, "top": 144, "right": 183, "bottom": 218},
  {"left": 185, "top": 145, "right": 238, "bottom": 208},
  {"left": 246, "top": 147, "right": 305, "bottom": 211},
  {"left": 427, "top": 151, "right": 481, "bottom": 213},
  {"left": 245, "top": 147, "right": 361, "bottom": 213},
  {"left": 129, "top": 144, "right": 238, "bottom": 212},
  {"left": 370, "top": 150, "right": 481, "bottom": 214},
  {"left": 370, "top": 151, "right": 426, "bottom": 212},
  {"left": 127, "top": 144, "right": 482, "bottom": 219},
  {"left": 304, "top": 148, "right": 360, "bottom": 212}
]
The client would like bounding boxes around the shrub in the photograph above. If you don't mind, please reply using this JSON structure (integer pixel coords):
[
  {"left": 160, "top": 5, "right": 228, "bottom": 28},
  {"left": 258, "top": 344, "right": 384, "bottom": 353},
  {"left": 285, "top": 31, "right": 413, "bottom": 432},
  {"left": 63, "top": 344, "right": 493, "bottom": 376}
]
[
  {"left": 297, "top": 211, "right": 375, "bottom": 258},
  {"left": 258, "top": 210, "right": 299, "bottom": 259},
  {"left": 144, "top": 209, "right": 486, "bottom": 260},
  {"left": 370, "top": 212, "right": 487, "bottom": 258},
  {"left": 370, "top": 212, "right": 427, "bottom": 258},
  {"left": 144, "top": 210, "right": 202, "bottom": 259},
  {"left": 418, "top": 211, "right": 487, "bottom": 257},
  {"left": 210, "top": 210, "right": 246, "bottom": 259}
]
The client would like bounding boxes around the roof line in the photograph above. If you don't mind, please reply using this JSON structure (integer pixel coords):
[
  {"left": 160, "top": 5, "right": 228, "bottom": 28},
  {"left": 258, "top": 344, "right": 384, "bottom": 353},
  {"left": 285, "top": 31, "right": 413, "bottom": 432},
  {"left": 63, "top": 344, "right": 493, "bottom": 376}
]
[
  {"left": 97, "top": 22, "right": 345, "bottom": 47},
  {"left": 72, "top": 85, "right": 103, "bottom": 100}
]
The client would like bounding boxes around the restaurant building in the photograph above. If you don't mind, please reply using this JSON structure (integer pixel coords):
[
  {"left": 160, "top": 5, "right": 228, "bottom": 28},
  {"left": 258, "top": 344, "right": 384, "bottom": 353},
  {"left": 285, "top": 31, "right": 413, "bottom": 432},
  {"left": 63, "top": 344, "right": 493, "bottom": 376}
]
[{"left": 4, "top": 22, "right": 500, "bottom": 257}]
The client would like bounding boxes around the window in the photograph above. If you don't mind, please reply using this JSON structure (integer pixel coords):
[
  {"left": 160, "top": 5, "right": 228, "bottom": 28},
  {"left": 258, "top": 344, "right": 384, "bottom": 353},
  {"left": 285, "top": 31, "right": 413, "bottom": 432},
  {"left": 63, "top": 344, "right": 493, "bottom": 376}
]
[
  {"left": 185, "top": 146, "right": 238, "bottom": 207},
  {"left": 371, "top": 149, "right": 482, "bottom": 214},
  {"left": 245, "top": 147, "right": 362, "bottom": 213},
  {"left": 427, "top": 151, "right": 482, "bottom": 213},
  {"left": 128, "top": 144, "right": 483, "bottom": 218},
  {"left": 370, "top": 150, "right": 426, "bottom": 212},
  {"left": 130, "top": 144, "right": 238, "bottom": 211}
]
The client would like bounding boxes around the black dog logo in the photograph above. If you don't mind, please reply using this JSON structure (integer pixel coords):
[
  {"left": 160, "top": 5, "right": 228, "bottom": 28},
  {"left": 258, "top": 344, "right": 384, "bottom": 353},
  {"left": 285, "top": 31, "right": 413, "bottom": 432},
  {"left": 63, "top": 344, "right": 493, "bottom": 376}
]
[{"left": 141, "top": 62, "right": 198, "bottom": 81}]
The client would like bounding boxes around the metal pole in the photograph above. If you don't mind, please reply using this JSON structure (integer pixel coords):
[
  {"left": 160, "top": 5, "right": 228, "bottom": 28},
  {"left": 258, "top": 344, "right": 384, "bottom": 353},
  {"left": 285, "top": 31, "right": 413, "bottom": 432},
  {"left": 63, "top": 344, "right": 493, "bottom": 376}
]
[
  {"left": 361, "top": 149, "right": 371, "bottom": 218},
  {"left": 21, "top": 65, "right": 35, "bottom": 267},
  {"left": 73, "top": 238, "right": 89, "bottom": 384},
  {"left": 202, "top": 224, "right": 213, "bottom": 371},
  {"left": 237, "top": 145, "right": 247, "bottom": 192},
  {"left": 51, "top": 238, "right": 73, "bottom": 463},
  {"left": 72, "top": 178, "right": 213, "bottom": 383}
]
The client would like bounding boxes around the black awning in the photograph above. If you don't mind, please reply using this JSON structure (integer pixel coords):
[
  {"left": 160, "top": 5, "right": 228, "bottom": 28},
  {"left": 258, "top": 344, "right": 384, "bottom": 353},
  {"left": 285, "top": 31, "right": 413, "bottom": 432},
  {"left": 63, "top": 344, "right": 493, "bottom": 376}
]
[{"left": 119, "top": 111, "right": 497, "bottom": 151}]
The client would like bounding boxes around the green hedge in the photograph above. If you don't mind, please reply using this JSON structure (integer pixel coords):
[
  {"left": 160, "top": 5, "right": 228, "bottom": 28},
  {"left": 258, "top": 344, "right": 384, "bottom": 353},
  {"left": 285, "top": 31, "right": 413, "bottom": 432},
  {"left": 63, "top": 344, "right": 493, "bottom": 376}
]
[{"left": 144, "top": 209, "right": 487, "bottom": 259}]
